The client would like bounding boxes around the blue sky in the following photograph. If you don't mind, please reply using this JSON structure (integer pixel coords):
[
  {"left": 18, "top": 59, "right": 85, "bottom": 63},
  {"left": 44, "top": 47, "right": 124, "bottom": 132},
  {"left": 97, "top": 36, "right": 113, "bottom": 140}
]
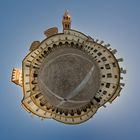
[{"left": 0, "top": 0, "right": 140, "bottom": 140}]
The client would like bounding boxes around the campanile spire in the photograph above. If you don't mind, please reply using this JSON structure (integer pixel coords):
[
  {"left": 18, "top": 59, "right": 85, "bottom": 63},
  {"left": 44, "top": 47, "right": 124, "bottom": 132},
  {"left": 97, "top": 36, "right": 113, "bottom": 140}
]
[{"left": 62, "top": 10, "right": 71, "bottom": 30}]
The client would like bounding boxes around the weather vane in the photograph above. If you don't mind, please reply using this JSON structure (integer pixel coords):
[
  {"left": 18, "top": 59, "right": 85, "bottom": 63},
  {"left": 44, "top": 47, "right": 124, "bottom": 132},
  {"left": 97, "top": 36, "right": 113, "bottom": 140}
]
[{"left": 11, "top": 11, "right": 126, "bottom": 124}]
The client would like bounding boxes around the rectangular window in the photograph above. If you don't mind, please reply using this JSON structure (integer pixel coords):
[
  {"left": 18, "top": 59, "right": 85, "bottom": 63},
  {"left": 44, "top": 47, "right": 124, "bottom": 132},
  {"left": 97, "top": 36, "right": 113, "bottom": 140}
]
[
  {"left": 103, "top": 91, "right": 107, "bottom": 95},
  {"left": 107, "top": 73, "right": 112, "bottom": 78},
  {"left": 101, "top": 57, "right": 107, "bottom": 61},
  {"left": 94, "top": 49, "right": 97, "bottom": 53},
  {"left": 97, "top": 52, "right": 102, "bottom": 56},
  {"left": 105, "top": 64, "right": 111, "bottom": 69},
  {"left": 106, "top": 83, "right": 110, "bottom": 88},
  {"left": 112, "top": 62, "right": 116, "bottom": 67},
  {"left": 26, "top": 64, "right": 30, "bottom": 67},
  {"left": 33, "top": 73, "right": 38, "bottom": 77}
]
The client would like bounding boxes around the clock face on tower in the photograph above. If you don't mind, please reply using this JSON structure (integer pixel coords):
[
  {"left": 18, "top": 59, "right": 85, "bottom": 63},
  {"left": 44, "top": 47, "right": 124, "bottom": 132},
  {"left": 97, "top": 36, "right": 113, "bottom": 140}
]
[{"left": 11, "top": 11, "right": 126, "bottom": 124}]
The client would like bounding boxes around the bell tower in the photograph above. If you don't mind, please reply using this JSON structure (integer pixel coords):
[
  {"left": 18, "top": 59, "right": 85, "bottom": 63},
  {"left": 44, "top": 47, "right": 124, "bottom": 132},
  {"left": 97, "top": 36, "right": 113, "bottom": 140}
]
[{"left": 62, "top": 10, "right": 71, "bottom": 30}]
